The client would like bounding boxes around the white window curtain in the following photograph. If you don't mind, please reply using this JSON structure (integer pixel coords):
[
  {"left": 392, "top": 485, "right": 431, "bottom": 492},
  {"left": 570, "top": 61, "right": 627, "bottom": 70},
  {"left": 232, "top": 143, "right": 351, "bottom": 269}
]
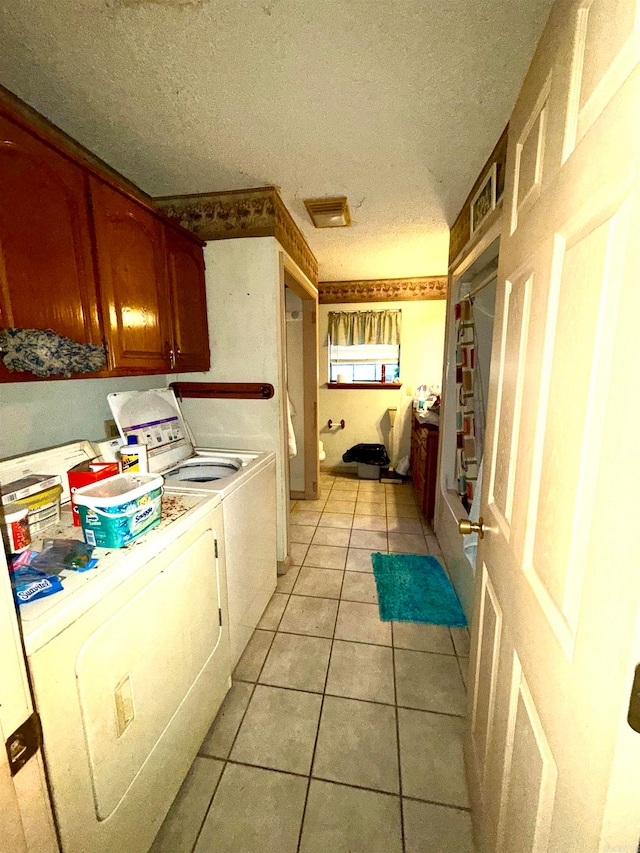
[{"left": 327, "top": 309, "right": 401, "bottom": 347}]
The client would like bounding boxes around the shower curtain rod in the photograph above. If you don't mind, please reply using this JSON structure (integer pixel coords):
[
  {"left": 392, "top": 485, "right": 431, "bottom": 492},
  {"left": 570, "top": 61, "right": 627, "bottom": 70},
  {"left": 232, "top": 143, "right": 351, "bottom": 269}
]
[{"left": 460, "top": 267, "right": 498, "bottom": 301}]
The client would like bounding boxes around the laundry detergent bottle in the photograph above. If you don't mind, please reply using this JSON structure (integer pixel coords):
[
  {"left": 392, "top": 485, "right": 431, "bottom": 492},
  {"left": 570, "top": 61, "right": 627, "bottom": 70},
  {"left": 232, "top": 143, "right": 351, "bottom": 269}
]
[{"left": 119, "top": 435, "right": 149, "bottom": 474}]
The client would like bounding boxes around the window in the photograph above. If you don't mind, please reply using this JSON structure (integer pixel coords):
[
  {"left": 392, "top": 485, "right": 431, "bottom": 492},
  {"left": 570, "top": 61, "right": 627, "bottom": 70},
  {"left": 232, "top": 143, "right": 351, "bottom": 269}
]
[
  {"left": 329, "top": 343, "right": 400, "bottom": 383},
  {"left": 327, "top": 309, "right": 401, "bottom": 386}
]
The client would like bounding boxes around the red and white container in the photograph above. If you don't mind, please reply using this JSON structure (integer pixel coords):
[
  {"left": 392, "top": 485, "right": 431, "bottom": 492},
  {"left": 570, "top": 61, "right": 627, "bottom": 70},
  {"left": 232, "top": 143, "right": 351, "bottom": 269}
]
[
  {"left": 1, "top": 503, "right": 32, "bottom": 554},
  {"left": 68, "top": 460, "right": 120, "bottom": 526}
]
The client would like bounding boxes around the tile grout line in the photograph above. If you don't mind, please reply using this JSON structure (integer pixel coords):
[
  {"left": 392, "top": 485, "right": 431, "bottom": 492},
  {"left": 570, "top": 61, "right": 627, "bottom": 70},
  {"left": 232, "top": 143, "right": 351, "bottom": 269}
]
[
  {"left": 270, "top": 617, "right": 460, "bottom": 656},
  {"left": 195, "top": 582, "right": 293, "bottom": 845},
  {"left": 221, "top": 756, "right": 469, "bottom": 808},
  {"left": 455, "top": 650, "right": 469, "bottom": 695},
  {"left": 400, "top": 791, "right": 472, "bottom": 813},
  {"left": 391, "top": 622, "right": 407, "bottom": 853},
  {"left": 197, "top": 757, "right": 472, "bottom": 814},
  {"left": 294, "top": 507, "right": 345, "bottom": 853},
  {"left": 191, "top": 623, "right": 282, "bottom": 852},
  {"left": 238, "top": 676, "right": 467, "bottom": 718},
  {"left": 188, "top": 757, "right": 227, "bottom": 853}
]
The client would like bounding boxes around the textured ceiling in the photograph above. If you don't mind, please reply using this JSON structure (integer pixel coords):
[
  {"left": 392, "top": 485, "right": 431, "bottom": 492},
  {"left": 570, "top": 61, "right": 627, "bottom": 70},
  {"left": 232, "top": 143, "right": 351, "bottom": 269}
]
[{"left": 0, "top": 0, "right": 554, "bottom": 280}]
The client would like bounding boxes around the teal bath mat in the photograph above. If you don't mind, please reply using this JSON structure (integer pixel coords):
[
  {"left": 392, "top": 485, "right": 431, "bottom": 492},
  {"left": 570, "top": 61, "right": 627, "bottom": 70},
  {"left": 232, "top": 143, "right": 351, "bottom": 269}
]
[{"left": 371, "top": 553, "right": 467, "bottom": 627}]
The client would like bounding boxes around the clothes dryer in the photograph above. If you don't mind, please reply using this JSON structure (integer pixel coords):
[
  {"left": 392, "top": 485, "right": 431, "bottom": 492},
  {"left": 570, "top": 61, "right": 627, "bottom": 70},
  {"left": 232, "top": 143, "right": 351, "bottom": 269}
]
[{"left": 108, "top": 388, "right": 277, "bottom": 666}]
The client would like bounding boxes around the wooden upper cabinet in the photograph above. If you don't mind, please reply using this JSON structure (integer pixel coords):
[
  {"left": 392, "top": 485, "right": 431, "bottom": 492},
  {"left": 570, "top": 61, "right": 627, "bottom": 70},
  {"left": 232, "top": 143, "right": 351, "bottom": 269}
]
[
  {"left": 89, "top": 177, "right": 171, "bottom": 373},
  {"left": 0, "top": 92, "right": 209, "bottom": 382},
  {"left": 165, "top": 228, "right": 210, "bottom": 373},
  {"left": 0, "top": 114, "right": 102, "bottom": 377}
]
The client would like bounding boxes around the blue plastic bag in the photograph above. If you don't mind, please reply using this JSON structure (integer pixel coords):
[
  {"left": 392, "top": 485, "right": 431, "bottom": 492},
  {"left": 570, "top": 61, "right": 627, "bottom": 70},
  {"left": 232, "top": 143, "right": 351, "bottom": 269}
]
[{"left": 11, "top": 565, "right": 63, "bottom": 605}]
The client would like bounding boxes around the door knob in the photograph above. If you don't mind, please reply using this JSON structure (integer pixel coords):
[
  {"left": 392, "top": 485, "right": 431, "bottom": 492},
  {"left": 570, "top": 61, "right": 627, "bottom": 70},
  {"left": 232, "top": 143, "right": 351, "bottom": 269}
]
[{"left": 458, "top": 516, "right": 485, "bottom": 539}]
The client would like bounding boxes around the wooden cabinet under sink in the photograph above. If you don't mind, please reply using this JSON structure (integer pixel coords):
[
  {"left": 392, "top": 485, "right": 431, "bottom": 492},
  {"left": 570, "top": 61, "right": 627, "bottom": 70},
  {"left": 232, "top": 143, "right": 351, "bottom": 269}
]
[{"left": 410, "top": 414, "right": 439, "bottom": 523}]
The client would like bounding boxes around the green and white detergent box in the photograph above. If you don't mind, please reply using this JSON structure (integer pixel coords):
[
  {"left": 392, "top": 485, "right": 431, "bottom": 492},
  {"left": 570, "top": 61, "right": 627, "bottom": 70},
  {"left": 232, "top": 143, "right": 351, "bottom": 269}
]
[{"left": 73, "top": 473, "right": 164, "bottom": 549}]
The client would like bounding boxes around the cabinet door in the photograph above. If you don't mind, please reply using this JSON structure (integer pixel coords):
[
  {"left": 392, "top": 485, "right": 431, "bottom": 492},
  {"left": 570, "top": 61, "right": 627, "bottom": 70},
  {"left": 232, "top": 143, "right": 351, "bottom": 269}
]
[
  {"left": 423, "top": 427, "right": 439, "bottom": 522},
  {"left": 165, "top": 228, "right": 210, "bottom": 373},
  {"left": 410, "top": 419, "right": 425, "bottom": 499},
  {"left": 90, "top": 177, "right": 170, "bottom": 373},
  {"left": 0, "top": 114, "right": 102, "bottom": 379}
]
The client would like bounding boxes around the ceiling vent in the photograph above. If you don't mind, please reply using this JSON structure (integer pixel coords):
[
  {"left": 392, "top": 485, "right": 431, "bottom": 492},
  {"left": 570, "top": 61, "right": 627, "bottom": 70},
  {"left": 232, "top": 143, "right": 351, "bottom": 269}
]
[{"left": 304, "top": 197, "right": 351, "bottom": 228}]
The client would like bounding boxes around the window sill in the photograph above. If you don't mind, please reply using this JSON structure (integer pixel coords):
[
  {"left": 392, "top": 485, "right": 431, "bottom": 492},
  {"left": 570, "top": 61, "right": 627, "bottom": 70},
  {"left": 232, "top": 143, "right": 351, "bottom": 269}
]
[{"left": 326, "top": 382, "right": 402, "bottom": 390}]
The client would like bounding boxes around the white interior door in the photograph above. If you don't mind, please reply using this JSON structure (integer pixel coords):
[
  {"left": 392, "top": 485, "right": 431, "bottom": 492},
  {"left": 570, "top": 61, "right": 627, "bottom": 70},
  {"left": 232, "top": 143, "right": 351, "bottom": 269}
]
[
  {"left": 466, "top": 0, "right": 640, "bottom": 850},
  {"left": 0, "top": 550, "right": 59, "bottom": 852}
]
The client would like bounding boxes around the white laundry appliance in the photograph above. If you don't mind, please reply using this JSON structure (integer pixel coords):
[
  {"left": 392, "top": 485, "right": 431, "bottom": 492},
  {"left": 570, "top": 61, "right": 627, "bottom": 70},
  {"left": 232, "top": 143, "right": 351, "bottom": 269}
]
[
  {"left": 0, "top": 440, "right": 231, "bottom": 853},
  {"left": 108, "top": 387, "right": 277, "bottom": 668}
]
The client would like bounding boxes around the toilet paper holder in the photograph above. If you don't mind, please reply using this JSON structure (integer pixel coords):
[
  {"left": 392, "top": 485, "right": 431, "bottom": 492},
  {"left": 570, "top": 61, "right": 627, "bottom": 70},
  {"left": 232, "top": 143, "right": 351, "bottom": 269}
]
[{"left": 328, "top": 419, "right": 345, "bottom": 429}]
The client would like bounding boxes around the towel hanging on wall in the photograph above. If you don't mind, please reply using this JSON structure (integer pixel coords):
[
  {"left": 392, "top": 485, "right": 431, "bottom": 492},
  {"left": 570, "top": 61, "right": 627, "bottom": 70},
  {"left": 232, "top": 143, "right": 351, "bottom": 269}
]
[{"left": 286, "top": 393, "right": 297, "bottom": 459}]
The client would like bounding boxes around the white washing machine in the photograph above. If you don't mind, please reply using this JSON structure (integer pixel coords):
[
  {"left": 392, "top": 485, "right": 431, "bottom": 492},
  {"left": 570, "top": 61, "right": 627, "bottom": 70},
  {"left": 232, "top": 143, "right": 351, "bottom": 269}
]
[{"left": 108, "top": 388, "right": 277, "bottom": 667}]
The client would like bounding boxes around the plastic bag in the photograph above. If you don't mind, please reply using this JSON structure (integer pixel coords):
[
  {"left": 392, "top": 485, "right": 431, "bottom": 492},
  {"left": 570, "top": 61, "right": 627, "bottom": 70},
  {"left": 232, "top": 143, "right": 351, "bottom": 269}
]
[
  {"left": 342, "top": 444, "right": 390, "bottom": 467},
  {"left": 30, "top": 539, "right": 97, "bottom": 574},
  {"left": 9, "top": 552, "right": 64, "bottom": 605},
  {"left": 396, "top": 455, "right": 410, "bottom": 476}
]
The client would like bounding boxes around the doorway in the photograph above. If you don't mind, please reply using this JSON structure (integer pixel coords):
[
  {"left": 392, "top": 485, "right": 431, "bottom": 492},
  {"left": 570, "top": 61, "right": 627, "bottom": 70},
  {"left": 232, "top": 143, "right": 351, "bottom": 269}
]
[
  {"left": 435, "top": 227, "right": 501, "bottom": 620},
  {"left": 281, "top": 258, "right": 319, "bottom": 503},
  {"left": 285, "top": 286, "right": 305, "bottom": 495}
]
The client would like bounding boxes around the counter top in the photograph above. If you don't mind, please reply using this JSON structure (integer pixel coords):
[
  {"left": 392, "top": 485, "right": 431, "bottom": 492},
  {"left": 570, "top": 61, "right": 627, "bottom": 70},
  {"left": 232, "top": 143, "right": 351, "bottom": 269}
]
[
  {"left": 18, "top": 490, "right": 221, "bottom": 655},
  {"left": 414, "top": 411, "right": 440, "bottom": 428}
]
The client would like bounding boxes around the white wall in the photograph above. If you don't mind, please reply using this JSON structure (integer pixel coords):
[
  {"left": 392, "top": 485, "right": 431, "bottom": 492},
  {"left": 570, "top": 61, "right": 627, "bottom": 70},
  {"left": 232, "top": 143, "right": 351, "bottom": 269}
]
[
  {"left": 175, "top": 237, "right": 288, "bottom": 562},
  {"left": 318, "top": 300, "right": 446, "bottom": 470},
  {"left": 285, "top": 289, "right": 305, "bottom": 493},
  {"left": 176, "top": 238, "right": 281, "bottom": 448},
  {"left": 0, "top": 374, "right": 168, "bottom": 460}
]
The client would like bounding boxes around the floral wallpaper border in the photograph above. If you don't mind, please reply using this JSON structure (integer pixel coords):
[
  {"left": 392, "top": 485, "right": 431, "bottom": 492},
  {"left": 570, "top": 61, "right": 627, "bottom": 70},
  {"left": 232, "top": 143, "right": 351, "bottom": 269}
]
[
  {"left": 154, "top": 186, "right": 318, "bottom": 285},
  {"left": 318, "top": 276, "right": 447, "bottom": 304}
]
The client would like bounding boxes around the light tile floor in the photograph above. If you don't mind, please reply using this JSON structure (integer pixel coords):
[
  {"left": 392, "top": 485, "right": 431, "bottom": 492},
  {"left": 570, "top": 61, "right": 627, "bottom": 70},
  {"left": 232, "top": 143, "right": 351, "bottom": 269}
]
[{"left": 152, "top": 473, "right": 475, "bottom": 853}]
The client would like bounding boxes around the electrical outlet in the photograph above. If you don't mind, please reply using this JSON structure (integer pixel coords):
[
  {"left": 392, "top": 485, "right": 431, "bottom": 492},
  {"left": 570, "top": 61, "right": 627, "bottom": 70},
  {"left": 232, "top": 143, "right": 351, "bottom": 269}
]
[{"left": 104, "top": 419, "right": 119, "bottom": 438}]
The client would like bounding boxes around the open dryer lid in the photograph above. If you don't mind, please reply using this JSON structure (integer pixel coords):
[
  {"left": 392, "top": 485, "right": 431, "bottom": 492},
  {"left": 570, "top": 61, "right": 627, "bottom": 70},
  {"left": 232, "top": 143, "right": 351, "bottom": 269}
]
[{"left": 108, "top": 388, "right": 193, "bottom": 475}]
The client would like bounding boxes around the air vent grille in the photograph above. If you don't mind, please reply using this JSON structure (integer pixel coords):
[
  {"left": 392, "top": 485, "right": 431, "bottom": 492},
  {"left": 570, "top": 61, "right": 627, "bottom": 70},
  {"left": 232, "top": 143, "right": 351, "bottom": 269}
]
[{"left": 304, "top": 197, "right": 351, "bottom": 228}]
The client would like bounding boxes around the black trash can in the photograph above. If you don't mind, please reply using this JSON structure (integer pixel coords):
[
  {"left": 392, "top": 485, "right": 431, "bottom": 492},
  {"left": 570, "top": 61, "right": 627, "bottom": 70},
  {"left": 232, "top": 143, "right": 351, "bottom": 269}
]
[{"left": 342, "top": 444, "right": 390, "bottom": 480}]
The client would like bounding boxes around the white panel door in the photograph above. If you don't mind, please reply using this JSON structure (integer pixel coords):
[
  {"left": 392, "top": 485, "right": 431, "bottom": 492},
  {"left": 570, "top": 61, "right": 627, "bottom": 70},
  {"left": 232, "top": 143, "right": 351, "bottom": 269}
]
[{"left": 466, "top": 0, "right": 640, "bottom": 850}]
